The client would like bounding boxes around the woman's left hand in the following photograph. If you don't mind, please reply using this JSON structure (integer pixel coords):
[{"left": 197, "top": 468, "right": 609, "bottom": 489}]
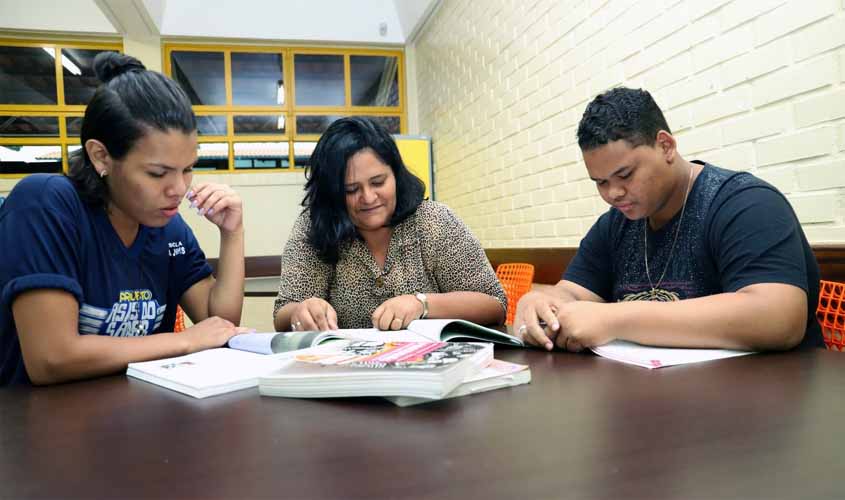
[
  {"left": 187, "top": 183, "right": 243, "bottom": 234},
  {"left": 372, "top": 295, "right": 425, "bottom": 331}
]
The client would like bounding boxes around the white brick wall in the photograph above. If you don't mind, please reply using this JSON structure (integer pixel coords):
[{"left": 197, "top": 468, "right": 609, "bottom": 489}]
[{"left": 412, "top": 0, "right": 845, "bottom": 247}]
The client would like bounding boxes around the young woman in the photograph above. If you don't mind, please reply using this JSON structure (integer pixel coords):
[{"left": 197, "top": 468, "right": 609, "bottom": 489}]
[
  {"left": 273, "top": 117, "right": 505, "bottom": 332},
  {"left": 0, "top": 52, "right": 247, "bottom": 385}
]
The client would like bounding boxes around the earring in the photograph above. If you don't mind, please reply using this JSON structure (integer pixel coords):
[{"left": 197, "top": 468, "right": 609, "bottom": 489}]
[{"left": 99, "top": 170, "right": 107, "bottom": 178}]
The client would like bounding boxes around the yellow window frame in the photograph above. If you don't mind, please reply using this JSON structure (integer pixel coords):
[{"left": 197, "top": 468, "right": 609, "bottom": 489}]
[
  {"left": 0, "top": 38, "right": 123, "bottom": 178},
  {"left": 164, "top": 43, "right": 406, "bottom": 173}
]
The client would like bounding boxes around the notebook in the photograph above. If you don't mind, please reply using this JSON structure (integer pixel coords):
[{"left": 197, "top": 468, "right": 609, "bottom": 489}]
[
  {"left": 591, "top": 340, "right": 754, "bottom": 369},
  {"left": 126, "top": 348, "right": 284, "bottom": 398}
]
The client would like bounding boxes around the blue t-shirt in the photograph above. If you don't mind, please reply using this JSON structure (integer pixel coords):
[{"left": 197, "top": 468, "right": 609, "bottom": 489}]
[
  {"left": 564, "top": 163, "right": 823, "bottom": 349},
  {"left": 0, "top": 174, "right": 212, "bottom": 384}
]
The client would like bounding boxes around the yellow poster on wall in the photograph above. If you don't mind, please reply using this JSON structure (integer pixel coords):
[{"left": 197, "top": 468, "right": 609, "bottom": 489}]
[{"left": 394, "top": 135, "right": 434, "bottom": 200}]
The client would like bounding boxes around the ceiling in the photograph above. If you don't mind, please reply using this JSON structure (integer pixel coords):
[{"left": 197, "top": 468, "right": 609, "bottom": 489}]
[{"left": 0, "top": 0, "right": 439, "bottom": 45}]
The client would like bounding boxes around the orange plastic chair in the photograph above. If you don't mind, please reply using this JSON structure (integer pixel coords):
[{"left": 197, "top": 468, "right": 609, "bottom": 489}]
[
  {"left": 496, "top": 263, "right": 535, "bottom": 325},
  {"left": 817, "top": 280, "right": 845, "bottom": 351},
  {"left": 174, "top": 305, "right": 186, "bottom": 333}
]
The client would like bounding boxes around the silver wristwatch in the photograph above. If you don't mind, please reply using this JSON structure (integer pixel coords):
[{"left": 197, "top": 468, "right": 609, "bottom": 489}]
[{"left": 415, "top": 292, "right": 429, "bottom": 319}]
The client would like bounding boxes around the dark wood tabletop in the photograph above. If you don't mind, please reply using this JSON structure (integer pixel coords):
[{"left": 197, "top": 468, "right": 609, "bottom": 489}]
[{"left": 1, "top": 347, "right": 843, "bottom": 499}]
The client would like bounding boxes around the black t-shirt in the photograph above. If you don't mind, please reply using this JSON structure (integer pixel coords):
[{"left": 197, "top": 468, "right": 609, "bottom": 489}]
[{"left": 564, "top": 162, "right": 823, "bottom": 349}]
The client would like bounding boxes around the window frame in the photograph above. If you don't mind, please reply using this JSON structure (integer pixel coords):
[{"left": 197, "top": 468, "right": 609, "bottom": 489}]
[
  {"left": 163, "top": 43, "right": 406, "bottom": 173},
  {"left": 0, "top": 38, "right": 123, "bottom": 178}
]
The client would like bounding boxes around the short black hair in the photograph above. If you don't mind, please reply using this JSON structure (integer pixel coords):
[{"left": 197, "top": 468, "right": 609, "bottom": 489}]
[
  {"left": 67, "top": 52, "right": 196, "bottom": 207},
  {"left": 303, "top": 116, "right": 425, "bottom": 264},
  {"left": 576, "top": 87, "right": 671, "bottom": 151}
]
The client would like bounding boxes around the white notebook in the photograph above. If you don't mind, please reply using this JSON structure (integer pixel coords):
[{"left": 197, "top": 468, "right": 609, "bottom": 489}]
[
  {"left": 591, "top": 340, "right": 754, "bottom": 369},
  {"left": 126, "top": 348, "right": 285, "bottom": 398}
]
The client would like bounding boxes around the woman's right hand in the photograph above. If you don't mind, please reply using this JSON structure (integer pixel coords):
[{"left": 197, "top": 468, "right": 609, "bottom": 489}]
[
  {"left": 291, "top": 298, "right": 339, "bottom": 332},
  {"left": 181, "top": 316, "right": 252, "bottom": 353}
]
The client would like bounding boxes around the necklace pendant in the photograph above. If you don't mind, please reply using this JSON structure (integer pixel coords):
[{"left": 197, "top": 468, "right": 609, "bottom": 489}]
[{"left": 645, "top": 287, "right": 680, "bottom": 302}]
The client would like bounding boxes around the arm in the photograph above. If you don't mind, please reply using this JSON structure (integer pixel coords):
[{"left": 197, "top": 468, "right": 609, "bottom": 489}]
[
  {"left": 273, "top": 213, "right": 334, "bottom": 331},
  {"left": 180, "top": 183, "right": 245, "bottom": 325},
  {"left": 553, "top": 283, "right": 805, "bottom": 351},
  {"left": 627, "top": 283, "right": 806, "bottom": 349},
  {"left": 13, "top": 289, "right": 245, "bottom": 385},
  {"left": 427, "top": 203, "right": 507, "bottom": 325},
  {"left": 372, "top": 291, "right": 504, "bottom": 331}
]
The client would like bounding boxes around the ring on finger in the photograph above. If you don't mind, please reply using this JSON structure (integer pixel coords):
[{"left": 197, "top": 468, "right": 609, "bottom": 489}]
[{"left": 517, "top": 324, "right": 527, "bottom": 334}]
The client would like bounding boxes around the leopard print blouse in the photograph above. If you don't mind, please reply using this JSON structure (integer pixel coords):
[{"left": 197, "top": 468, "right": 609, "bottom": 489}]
[{"left": 273, "top": 200, "right": 507, "bottom": 328}]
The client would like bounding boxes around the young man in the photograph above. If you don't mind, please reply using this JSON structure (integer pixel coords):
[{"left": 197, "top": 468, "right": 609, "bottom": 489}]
[{"left": 515, "top": 87, "right": 823, "bottom": 352}]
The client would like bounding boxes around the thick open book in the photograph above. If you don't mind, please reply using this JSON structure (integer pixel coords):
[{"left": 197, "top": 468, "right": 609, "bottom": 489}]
[
  {"left": 259, "top": 340, "right": 494, "bottom": 400},
  {"left": 401, "top": 319, "right": 523, "bottom": 346},
  {"left": 228, "top": 319, "right": 522, "bottom": 355},
  {"left": 384, "top": 359, "right": 531, "bottom": 407},
  {"left": 126, "top": 348, "right": 284, "bottom": 398},
  {"left": 591, "top": 340, "right": 754, "bottom": 369},
  {"left": 228, "top": 329, "right": 393, "bottom": 354}
]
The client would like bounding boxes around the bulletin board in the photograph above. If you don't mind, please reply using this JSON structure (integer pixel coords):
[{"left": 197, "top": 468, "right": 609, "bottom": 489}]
[{"left": 395, "top": 135, "right": 434, "bottom": 200}]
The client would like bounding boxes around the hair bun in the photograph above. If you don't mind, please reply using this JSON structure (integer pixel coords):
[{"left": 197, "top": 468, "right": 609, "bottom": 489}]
[{"left": 93, "top": 52, "right": 146, "bottom": 83}]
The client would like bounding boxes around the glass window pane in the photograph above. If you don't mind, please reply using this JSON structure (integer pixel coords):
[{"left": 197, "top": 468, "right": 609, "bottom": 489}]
[
  {"left": 196, "top": 142, "right": 229, "bottom": 170},
  {"left": 350, "top": 56, "right": 399, "bottom": 107},
  {"left": 0, "top": 145, "right": 62, "bottom": 174},
  {"left": 234, "top": 115, "right": 286, "bottom": 135},
  {"left": 369, "top": 116, "right": 401, "bottom": 134},
  {"left": 66, "top": 116, "right": 83, "bottom": 137},
  {"left": 0, "top": 116, "right": 59, "bottom": 136},
  {"left": 294, "top": 54, "right": 344, "bottom": 106},
  {"left": 170, "top": 51, "right": 226, "bottom": 105},
  {"left": 234, "top": 142, "right": 289, "bottom": 169},
  {"left": 293, "top": 141, "right": 317, "bottom": 168},
  {"left": 232, "top": 52, "right": 284, "bottom": 106},
  {"left": 0, "top": 46, "right": 57, "bottom": 104},
  {"left": 62, "top": 49, "right": 114, "bottom": 105},
  {"left": 295, "top": 115, "right": 340, "bottom": 135},
  {"left": 196, "top": 115, "right": 227, "bottom": 136}
]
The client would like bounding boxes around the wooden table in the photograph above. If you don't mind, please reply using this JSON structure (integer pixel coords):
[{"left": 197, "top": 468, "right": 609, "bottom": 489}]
[{"left": 1, "top": 348, "right": 842, "bottom": 499}]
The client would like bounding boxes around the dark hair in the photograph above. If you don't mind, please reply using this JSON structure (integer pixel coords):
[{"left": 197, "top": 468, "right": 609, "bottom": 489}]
[
  {"left": 303, "top": 116, "right": 425, "bottom": 264},
  {"left": 67, "top": 52, "right": 196, "bottom": 206},
  {"left": 576, "top": 87, "right": 671, "bottom": 151}
]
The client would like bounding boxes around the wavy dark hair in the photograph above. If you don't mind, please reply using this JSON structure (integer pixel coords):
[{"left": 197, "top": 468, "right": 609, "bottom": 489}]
[
  {"left": 66, "top": 52, "right": 196, "bottom": 207},
  {"left": 576, "top": 87, "right": 671, "bottom": 151},
  {"left": 303, "top": 116, "right": 425, "bottom": 264}
]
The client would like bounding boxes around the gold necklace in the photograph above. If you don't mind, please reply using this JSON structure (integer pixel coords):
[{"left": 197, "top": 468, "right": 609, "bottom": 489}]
[{"left": 642, "top": 166, "right": 694, "bottom": 301}]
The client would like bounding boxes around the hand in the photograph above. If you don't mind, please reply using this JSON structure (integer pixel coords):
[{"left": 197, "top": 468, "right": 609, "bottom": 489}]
[
  {"left": 513, "top": 290, "right": 565, "bottom": 351},
  {"left": 186, "top": 183, "right": 243, "bottom": 234},
  {"left": 372, "top": 295, "right": 425, "bottom": 331},
  {"left": 181, "top": 316, "right": 252, "bottom": 352},
  {"left": 554, "top": 301, "right": 615, "bottom": 352},
  {"left": 291, "top": 298, "right": 338, "bottom": 332}
]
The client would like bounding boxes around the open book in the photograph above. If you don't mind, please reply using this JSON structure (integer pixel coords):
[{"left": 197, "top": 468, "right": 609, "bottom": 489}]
[
  {"left": 384, "top": 359, "right": 531, "bottom": 407},
  {"left": 228, "top": 319, "right": 522, "bottom": 355},
  {"left": 126, "top": 348, "right": 284, "bottom": 398},
  {"left": 591, "top": 340, "right": 754, "bottom": 369},
  {"left": 400, "top": 319, "right": 523, "bottom": 346},
  {"left": 259, "top": 340, "right": 494, "bottom": 400}
]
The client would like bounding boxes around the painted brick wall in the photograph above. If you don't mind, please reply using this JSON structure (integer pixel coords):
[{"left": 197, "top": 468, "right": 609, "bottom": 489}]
[{"left": 411, "top": 0, "right": 845, "bottom": 246}]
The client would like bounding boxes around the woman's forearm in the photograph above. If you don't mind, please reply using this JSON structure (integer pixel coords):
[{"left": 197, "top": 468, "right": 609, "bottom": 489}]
[
  {"left": 208, "top": 228, "right": 245, "bottom": 325},
  {"left": 427, "top": 291, "right": 506, "bottom": 325}
]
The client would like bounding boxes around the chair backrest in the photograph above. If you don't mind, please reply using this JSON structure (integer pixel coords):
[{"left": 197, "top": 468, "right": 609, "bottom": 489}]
[
  {"left": 496, "top": 263, "right": 535, "bottom": 325},
  {"left": 174, "top": 305, "right": 186, "bottom": 333},
  {"left": 817, "top": 280, "right": 845, "bottom": 351}
]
